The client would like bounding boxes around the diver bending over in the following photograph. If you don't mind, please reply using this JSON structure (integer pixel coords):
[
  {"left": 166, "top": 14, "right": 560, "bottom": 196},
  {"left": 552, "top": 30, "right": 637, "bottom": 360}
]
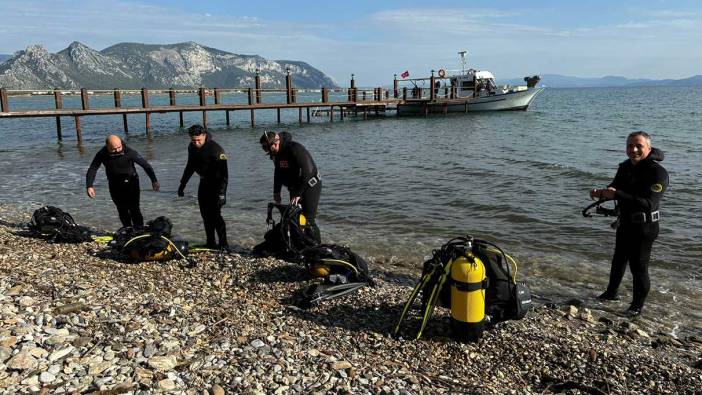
[{"left": 260, "top": 131, "right": 322, "bottom": 243}]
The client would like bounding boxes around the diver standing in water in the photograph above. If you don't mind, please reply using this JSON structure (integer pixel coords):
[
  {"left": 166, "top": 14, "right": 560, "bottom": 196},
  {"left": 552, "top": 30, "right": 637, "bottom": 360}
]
[
  {"left": 260, "top": 131, "right": 322, "bottom": 243},
  {"left": 590, "top": 131, "right": 668, "bottom": 317},
  {"left": 178, "top": 125, "right": 229, "bottom": 250},
  {"left": 86, "top": 135, "right": 159, "bottom": 228}
]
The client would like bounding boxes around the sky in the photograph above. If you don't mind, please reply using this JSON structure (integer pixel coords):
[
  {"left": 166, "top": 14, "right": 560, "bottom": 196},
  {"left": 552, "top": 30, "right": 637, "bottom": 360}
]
[{"left": 1, "top": 0, "right": 701, "bottom": 85}]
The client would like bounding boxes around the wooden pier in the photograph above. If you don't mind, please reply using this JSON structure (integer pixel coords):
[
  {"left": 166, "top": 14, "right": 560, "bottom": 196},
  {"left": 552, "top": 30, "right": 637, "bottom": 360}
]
[{"left": 0, "top": 71, "right": 467, "bottom": 142}]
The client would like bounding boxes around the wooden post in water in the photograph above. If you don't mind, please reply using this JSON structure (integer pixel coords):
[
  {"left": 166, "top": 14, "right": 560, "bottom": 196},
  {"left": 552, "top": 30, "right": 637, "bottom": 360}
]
[
  {"left": 340, "top": 106, "right": 345, "bottom": 120},
  {"left": 53, "top": 89, "right": 62, "bottom": 141},
  {"left": 276, "top": 108, "right": 281, "bottom": 124},
  {"left": 74, "top": 115, "right": 82, "bottom": 142},
  {"left": 169, "top": 88, "right": 184, "bottom": 128},
  {"left": 403, "top": 87, "right": 407, "bottom": 100},
  {"left": 450, "top": 79, "right": 456, "bottom": 99},
  {"left": 0, "top": 88, "right": 8, "bottom": 113},
  {"left": 393, "top": 75, "right": 398, "bottom": 98},
  {"left": 329, "top": 106, "right": 333, "bottom": 122},
  {"left": 198, "top": 88, "right": 207, "bottom": 128},
  {"left": 430, "top": 71, "right": 436, "bottom": 102},
  {"left": 285, "top": 69, "right": 292, "bottom": 104},
  {"left": 80, "top": 88, "right": 89, "bottom": 110},
  {"left": 248, "top": 88, "right": 255, "bottom": 127},
  {"left": 298, "top": 107, "right": 303, "bottom": 125},
  {"left": 141, "top": 88, "right": 151, "bottom": 134},
  {"left": 114, "top": 89, "right": 128, "bottom": 134},
  {"left": 255, "top": 69, "right": 262, "bottom": 104},
  {"left": 75, "top": 89, "right": 89, "bottom": 142},
  {"left": 306, "top": 107, "right": 310, "bottom": 123}
]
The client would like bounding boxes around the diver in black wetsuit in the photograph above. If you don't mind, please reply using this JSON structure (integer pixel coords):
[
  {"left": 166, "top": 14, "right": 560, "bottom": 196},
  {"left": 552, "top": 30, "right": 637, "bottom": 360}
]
[
  {"left": 590, "top": 131, "right": 669, "bottom": 317},
  {"left": 260, "top": 131, "right": 322, "bottom": 243},
  {"left": 86, "top": 135, "right": 159, "bottom": 228},
  {"left": 178, "top": 125, "right": 229, "bottom": 250}
]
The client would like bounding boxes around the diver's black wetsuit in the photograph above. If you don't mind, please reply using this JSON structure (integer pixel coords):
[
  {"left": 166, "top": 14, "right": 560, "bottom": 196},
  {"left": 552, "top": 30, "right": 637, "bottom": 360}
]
[
  {"left": 273, "top": 132, "right": 322, "bottom": 243},
  {"left": 604, "top": 148, "right": 668, "bottom": 311},
  {"left": 179, "top": 134, "right": 229, "bottom": 248},
  {"left": 86, "top": 144, "right": 157, "bottom": 228}
]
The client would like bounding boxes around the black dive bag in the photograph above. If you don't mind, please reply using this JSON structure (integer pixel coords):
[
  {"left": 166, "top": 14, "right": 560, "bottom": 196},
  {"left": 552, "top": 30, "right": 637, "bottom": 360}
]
[
  {"left": 110, "top": 217, "right": 189, "bottom": 262},
  {"left": 301, "top": 244, "right": 373, "bottom": 284},
  {"left": 28, "top": 206, "right": 92, "bottom": 243}
]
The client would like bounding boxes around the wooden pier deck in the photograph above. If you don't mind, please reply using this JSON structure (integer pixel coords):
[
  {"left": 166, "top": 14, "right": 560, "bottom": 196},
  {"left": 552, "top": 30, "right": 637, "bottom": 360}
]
[{"left": 0, "top": 72, "right": 467, "bottom": 142}]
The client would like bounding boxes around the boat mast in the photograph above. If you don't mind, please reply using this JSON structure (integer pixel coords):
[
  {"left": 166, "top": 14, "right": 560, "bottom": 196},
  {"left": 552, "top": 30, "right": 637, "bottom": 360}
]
[{"left": 458, "top": 50, "right": 467, "bottom": 74}]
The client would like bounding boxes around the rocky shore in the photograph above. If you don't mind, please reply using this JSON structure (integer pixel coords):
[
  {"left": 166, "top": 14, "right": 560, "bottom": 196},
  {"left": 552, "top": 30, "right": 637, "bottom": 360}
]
[{"left": 0, "top": 205, "right": 700, "bottom": 394}]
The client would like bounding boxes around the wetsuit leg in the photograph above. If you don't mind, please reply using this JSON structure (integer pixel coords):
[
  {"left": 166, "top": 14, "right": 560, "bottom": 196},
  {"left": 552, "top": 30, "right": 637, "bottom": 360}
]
[
  {"left": 198, "top": 181, "right": 216, "bottom": 247},
  {"left": 605, "top": 226, "right": 629, "bottom": 296},
  {"left": 198, "top": 180, "right": 228, "bottom": 247},
  {"left": 300, "top": 182, "right": 322, "bottom": 243},
  {"left": 109, "top": 177, "right": 134, "bottom": 228},
  {"left": 126, "top": 176, "right": 143, "bottom": 228},
  {"left": 628, "top": 224, "right": 658, "bottom": 309}
]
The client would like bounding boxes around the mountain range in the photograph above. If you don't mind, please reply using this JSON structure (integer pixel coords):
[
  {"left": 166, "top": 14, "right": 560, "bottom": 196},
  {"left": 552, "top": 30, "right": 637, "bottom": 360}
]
[
  {"left": 499, "top": 73, "right": 702, "bottom": 88},
  {"left": 0, "top": 42, "right": 337, "bottom": 90}
]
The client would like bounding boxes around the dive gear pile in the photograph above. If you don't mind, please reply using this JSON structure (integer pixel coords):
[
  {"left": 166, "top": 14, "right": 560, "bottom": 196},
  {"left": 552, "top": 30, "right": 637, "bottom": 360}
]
[
  {"left": 298, "top": 244, "right": 374, "bottom": 307},
  {"left": 253, "top": 203, "right": 373, "bottom": 306},
  {"left": 109, "top": 216, "right": 192, "bottom": 264},
  {"left": 395, "top": 236, "right": 531, "bottom": 341},
  {"left": 253, "top": 203, "right": 317, "bottom": 261},
  {"left": 28, "top": 206, "right": 93, "bottom": 243}
]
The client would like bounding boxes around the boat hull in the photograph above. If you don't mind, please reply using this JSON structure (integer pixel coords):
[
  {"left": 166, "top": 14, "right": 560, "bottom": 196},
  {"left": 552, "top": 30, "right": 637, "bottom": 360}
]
[{"left": 397, "top": 87, "right": 543, "bottom": 114}]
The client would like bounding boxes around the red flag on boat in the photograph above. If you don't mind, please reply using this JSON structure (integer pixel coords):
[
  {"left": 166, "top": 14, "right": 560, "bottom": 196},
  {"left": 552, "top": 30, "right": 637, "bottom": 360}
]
[{"left": 400, "top": 70, "right": 410, "bottom": 79}]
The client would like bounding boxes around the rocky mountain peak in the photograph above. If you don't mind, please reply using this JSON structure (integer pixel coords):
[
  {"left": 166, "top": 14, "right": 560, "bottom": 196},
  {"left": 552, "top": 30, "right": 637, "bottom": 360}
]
[{"left": 0, "top": 42, "right": 337, "bottom": 90}]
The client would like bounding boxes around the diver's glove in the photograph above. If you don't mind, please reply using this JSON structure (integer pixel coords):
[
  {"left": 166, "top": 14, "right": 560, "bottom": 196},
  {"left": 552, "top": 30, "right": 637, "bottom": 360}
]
[
  {"left": 177, "top": 184, "right": 185, "bottom": 197},
  {"left": 218, "top": 194, "right": 226, "bottom": 208}
]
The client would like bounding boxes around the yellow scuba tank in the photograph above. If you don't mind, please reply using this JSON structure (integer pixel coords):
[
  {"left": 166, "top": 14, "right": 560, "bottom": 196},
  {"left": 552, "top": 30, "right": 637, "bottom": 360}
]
[
  {"left": 450, "top": 253, "right": 487, "bottom": 341},
  {"left": 299, "top": 212, "right": 307, "bottom": 226}
]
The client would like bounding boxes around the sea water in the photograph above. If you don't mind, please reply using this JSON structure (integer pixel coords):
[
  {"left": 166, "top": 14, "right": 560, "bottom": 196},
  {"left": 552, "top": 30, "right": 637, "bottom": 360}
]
[{"left": 0, "top": 86, "right": 700, "bottom": 336}]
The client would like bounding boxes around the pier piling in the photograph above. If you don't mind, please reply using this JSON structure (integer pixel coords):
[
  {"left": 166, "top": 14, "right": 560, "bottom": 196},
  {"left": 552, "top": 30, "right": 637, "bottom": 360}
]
[{"left": 53, "top": 89, "right": 62, "bottom": 140}]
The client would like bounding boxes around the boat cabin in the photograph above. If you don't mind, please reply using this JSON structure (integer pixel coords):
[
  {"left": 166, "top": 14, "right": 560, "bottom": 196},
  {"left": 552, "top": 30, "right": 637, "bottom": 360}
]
[{"left": 451, "top": 69, "right": 498, "bottom": 98}]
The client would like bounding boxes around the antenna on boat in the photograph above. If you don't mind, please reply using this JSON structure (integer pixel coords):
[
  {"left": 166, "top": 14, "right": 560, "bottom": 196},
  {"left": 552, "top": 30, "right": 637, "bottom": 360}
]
[{"left": 458, "top": 51, "right": 467, "bottom": 74}]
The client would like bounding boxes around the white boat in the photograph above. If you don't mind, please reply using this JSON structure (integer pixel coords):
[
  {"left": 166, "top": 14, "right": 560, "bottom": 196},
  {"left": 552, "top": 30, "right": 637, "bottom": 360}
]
[{"left": 397, "top": 51, "right": 543, "bottom": 114}]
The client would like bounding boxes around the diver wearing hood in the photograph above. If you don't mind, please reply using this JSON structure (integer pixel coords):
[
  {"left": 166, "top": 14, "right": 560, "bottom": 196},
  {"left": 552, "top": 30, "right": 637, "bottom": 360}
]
[
  {"left": 178, "top": 125, "right": 229, "bottom": 250},
  {"left": 86, "top": 135, "right": 159, "bottom": 228},
  {"left": 590, "top": 131, "right": 669, "bottom": 317},
  {"left": 260, "top": 131, "right": 322, "bottom": 243}
]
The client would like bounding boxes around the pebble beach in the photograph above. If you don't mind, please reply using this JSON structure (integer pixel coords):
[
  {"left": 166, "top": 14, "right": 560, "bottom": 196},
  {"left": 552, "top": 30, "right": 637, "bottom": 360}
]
[{"left": 0, "top": 204, "right": 700, "bottom": 394}]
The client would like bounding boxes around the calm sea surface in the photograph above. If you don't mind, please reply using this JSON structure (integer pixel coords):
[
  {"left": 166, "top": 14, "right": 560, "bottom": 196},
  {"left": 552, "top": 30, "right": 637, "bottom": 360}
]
[{"left": 1, "top": 87, "right": 700, "bottom": 336}]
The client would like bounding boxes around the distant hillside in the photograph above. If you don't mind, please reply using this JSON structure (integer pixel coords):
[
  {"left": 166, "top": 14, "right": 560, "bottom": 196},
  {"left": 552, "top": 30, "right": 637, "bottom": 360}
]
[
  {"left": 498, "top": 74, "right": 702, "bottom": 88},
  {"left": 0, "top": 42, "right": 338, "bottom": 89},
  {"left": 0, "top": 54, "right": 11, "bottom": 64}
]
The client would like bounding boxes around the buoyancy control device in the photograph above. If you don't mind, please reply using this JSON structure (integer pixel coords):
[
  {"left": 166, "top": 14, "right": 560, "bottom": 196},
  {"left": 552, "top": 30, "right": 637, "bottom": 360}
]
[
  {"left": 28, "top": 206, "right": 93, "bottom": 243},
  {"left": 394, "top": 236, "right": 531, "bottom": 341},
  {"left": 110, "top": 217, "right": 191, "bottom": 263},
  {"left": 252, "top": 203, "right": 318, "bottom": 261}
]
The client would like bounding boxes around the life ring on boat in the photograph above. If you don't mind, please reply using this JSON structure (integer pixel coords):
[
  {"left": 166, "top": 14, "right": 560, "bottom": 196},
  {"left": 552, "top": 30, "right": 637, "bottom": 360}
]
[{"left": 438, "top": 69, "right": 446, "bottom": 78}]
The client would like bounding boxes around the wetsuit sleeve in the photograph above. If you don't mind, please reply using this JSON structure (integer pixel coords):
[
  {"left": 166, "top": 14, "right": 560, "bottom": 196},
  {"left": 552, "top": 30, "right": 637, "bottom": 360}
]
[
  {"left": 179, "top": 147, "right": 196, "bottom": 187},
  {"left": 615, "top": 166, "right": 669, "bottom": 211},
  {"left": 291, "top": 144, "right": 316, "bottom": 196},
  {"left": 130, "top": 149, "right": 158, "bottom": 183},
  {"left": 85, "top": 151, "right": 104, "bottom": 188},
  {"left": 607, "top": 165, "right": 625, "bottom": 189}
]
